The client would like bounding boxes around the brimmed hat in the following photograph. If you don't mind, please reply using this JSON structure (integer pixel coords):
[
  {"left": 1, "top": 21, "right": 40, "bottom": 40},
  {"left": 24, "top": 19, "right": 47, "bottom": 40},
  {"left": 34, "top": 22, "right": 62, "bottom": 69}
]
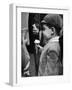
[{"left": 41, "top": 14, "right": 63, "bottom": 30}]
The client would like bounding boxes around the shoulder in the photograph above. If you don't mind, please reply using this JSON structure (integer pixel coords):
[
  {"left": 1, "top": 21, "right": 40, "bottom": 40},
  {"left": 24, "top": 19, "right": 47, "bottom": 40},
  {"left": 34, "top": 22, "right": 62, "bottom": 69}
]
[{"left": 48, "top": 41, "right": 60, "bottom": 55}]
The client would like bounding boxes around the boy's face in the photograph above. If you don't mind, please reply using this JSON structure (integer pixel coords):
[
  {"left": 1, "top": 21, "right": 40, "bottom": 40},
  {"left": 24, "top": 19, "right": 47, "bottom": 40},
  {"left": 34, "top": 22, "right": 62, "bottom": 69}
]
[{"left": 42, "top": 24, "right": 53, "bottom": 43}]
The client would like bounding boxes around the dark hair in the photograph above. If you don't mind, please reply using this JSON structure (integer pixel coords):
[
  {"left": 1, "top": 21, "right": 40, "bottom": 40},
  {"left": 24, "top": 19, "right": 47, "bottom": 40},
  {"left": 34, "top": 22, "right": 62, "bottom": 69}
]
[{"left": 47, "top": 23, "right": 61, "bottom": 35}]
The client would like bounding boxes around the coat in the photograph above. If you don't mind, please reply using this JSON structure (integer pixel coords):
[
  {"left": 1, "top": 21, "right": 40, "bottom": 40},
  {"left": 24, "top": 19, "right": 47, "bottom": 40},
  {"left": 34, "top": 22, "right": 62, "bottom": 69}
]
[{"left": 38, "top": 36, "right": 63, "bottom": 76}]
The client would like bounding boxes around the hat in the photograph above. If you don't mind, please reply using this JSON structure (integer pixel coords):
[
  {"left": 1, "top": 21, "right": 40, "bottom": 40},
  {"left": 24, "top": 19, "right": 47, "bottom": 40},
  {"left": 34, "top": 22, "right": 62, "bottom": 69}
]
[{"left": 41, "top": 14, "right": 63, "bottom": 30}]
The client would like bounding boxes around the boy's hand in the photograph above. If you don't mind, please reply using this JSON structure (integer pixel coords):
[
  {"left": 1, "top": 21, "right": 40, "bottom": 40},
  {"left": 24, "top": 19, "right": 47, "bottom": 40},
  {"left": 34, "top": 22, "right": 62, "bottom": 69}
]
[{"left": 36, "top": 45, "right": 43, "bottom": 51}]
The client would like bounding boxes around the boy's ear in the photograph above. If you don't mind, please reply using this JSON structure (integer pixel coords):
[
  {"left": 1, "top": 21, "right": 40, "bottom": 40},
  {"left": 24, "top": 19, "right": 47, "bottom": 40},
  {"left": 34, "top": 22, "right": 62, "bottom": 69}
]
[{"left": 51, "top": 27, "right": 56, "bottom": 35}]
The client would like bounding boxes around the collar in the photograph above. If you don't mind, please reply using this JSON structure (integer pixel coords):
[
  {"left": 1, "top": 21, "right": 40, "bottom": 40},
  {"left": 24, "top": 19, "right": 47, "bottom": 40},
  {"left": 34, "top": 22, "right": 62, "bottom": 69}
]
[{"left": 49, "top": 36, "right": 59, "bottom": 42}]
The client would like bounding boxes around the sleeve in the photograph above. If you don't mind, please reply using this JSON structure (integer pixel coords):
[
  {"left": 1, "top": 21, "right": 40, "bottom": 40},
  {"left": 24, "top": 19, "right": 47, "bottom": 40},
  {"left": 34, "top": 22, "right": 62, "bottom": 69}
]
[
  {"left": 47, "top": 50, "right": 59, "bottom": 63},
  {"left": 22, "top": 43, "right": 30, "bottom": 70},
  {"left": 22, "top": 44, "right": 30, "bottom": 76}
]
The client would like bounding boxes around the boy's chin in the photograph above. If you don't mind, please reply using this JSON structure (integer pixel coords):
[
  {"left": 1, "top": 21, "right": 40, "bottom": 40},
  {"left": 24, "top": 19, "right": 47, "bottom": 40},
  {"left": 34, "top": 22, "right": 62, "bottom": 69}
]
[{"left": 43, "top": 38, "right": 51, "bottom": 44}]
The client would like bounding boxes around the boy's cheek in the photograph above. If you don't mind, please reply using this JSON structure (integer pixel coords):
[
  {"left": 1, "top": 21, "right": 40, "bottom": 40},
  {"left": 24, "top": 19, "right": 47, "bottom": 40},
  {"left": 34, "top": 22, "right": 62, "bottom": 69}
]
[{"left": 43, "top": 32, "right": 50, "bottom": 38}]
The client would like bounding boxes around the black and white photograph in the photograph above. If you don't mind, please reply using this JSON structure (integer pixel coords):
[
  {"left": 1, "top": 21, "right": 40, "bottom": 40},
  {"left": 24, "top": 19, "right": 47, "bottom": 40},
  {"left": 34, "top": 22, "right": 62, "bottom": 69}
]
[
  {"left": 9, "top": 4, "right": 70, "bottom": 86},
  {"left": 21, "top": 12, "right": 63, "bottom": 77}
]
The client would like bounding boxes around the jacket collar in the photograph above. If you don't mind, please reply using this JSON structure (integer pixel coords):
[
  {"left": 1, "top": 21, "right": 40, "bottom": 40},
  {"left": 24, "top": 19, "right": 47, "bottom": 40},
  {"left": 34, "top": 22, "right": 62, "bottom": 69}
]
[{"left": 49, "top": 36, "right": 59, "bottom": 42}]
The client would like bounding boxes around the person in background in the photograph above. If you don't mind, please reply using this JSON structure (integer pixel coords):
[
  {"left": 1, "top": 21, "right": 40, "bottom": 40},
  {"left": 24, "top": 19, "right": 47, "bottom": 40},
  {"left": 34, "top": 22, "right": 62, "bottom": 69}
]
[
  {"left": 32, "top": 14, "right": 46, "bottom": 76},
  {"left": 37, "top": 14, "right": 63, "bottom": 76},
  {"left": 28, "top": 13, "right": 46, "bottom": 76},
  {"left": 21, "top": 30, "right": 30, "bottom": 77}
]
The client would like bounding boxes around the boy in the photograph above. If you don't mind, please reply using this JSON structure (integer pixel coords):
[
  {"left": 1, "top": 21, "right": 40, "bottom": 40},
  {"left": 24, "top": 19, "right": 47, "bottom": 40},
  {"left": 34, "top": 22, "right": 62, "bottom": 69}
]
[{"left": 37, "top": 14, "right": 63, "bottom": 76}]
